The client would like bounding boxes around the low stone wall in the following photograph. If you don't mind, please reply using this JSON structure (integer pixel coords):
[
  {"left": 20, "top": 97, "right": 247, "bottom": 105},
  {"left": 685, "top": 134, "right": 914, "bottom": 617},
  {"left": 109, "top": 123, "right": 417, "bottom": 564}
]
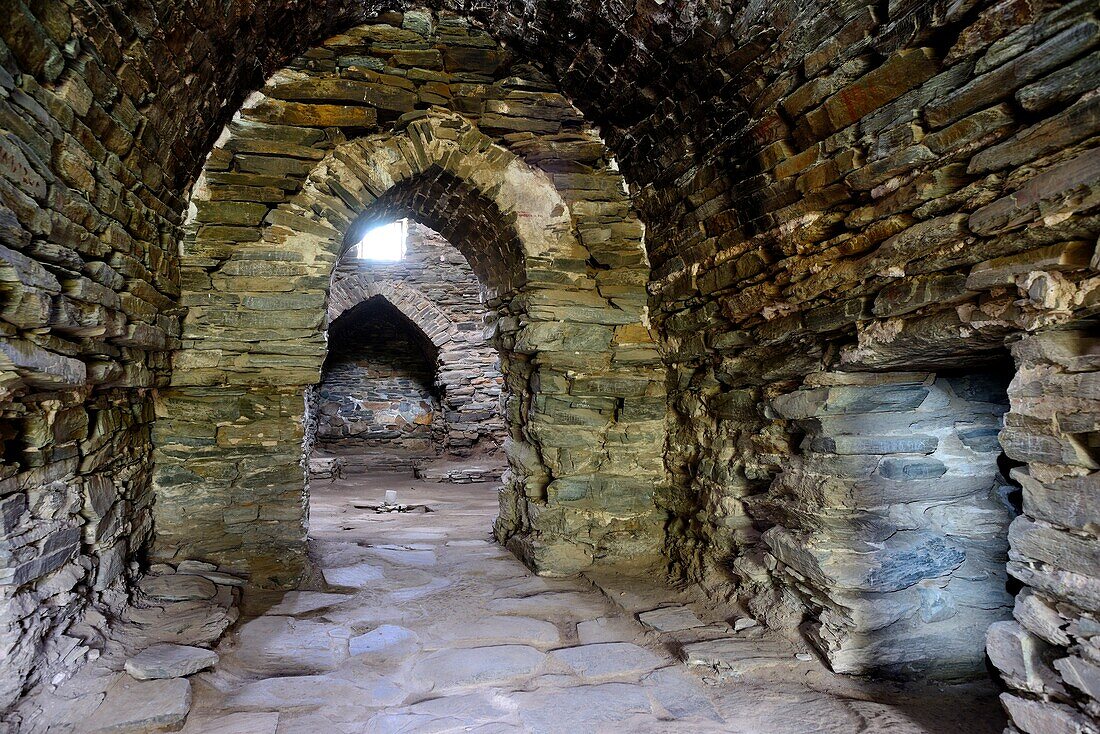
[
  {"left": 1, "top": 388, "right": 157, "bottom": 711},
  {"left": 761, "top": 372, "right": 1015, "bottom": 679}
]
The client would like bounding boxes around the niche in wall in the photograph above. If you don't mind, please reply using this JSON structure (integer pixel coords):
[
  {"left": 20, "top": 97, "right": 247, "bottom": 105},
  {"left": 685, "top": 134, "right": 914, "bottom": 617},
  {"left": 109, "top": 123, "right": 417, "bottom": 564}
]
[{"left": 756, "top": 368, "right": 1019, "bottom": 679}]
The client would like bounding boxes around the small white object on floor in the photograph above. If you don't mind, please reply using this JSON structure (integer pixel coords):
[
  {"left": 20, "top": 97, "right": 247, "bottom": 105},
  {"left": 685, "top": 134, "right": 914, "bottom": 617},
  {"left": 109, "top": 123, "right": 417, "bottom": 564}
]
[{"left": 384, "top": 490, "right": 398, "bottom": 504}]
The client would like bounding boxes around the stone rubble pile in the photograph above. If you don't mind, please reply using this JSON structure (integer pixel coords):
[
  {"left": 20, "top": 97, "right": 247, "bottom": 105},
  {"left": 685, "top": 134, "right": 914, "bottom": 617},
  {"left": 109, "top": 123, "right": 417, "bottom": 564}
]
[{"left": 10, "top": 564, "right": 242, "bottom": 733}]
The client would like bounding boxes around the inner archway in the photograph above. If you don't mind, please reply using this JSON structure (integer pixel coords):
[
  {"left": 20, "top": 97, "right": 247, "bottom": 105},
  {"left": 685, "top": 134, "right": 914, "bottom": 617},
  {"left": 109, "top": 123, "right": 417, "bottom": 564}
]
[
  {"left": 153, "top": 105, "right": 666, "bottom": 587},
  {"left": 310, "top": 295, "right": 443, "bottom": 474},
  {"left": 313, "top": 218, "right": 507, "bottom": 481}
]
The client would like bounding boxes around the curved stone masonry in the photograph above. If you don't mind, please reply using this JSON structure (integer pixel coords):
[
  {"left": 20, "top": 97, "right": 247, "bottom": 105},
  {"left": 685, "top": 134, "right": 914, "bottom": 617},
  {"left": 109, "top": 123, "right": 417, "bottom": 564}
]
[
  {"left": 0, "top": 2, "right": 1098, "bottom": 730},
  {"left": 327, "top": 268, "right": 506, "bottom": 457},
  {"left": 153, "top": 23, "right": 666, "bottom": 591}
]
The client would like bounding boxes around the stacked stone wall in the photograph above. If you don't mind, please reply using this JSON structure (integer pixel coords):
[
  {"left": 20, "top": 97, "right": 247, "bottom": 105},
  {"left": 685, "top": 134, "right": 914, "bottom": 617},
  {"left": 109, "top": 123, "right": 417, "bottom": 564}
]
[
  {"left": 989, "top": 329, "right": 1100, "bottom": 731},
  {"left": 154, "top": 15, "right": 666, "bottom": 588},
  {"left": 0, "top": 0, "right": 183, "bottom": 711},
  {"left": 0, "top": 1, "right": 1098, "bottom": 728},
  {"left": 762, "top": 372, "right": 1017, "bottom": 679}
]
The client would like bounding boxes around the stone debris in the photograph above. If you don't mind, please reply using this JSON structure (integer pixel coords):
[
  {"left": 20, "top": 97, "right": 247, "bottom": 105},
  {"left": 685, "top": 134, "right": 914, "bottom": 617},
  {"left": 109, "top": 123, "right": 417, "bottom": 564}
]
[
  {"left": 637, "top": 605, "right": 707, "bottom": 632},
  {"left": 682, "top": 637, "right": 809, "bottom": 678},
  {"left": 125, "top": 644, "right": 219, "bottom": 680},
  {"left": 733, "top": 617, "right": 759, "bottom": 632}
]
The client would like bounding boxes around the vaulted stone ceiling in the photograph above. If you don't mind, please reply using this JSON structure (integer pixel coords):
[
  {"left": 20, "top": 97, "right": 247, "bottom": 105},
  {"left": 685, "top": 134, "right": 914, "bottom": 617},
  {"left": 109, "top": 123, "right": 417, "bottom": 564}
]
[{"left": 1, "top": 1, "right": 1097, "bottom": 732}]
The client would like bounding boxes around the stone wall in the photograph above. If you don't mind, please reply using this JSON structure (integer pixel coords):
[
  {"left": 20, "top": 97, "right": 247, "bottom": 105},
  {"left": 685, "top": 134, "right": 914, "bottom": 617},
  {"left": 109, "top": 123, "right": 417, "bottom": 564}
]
[
  {"left": 0, "top": 0, "right": 181, "bottom": 712},
  {"left": 762, "top": 372, "right": 1016, "bottom": 679},
  {"left": 990, "top": 329, "right": 1099, "bottom": 731},
  {"left": 624, "top": 0, "right": 1099, "bottom": 727},
  {"left": 1, "top": 0, "right": 1098, "bottom": 728},
  {"left": 313, "top": 296, "right": 442, "bottom": 472},
  {"left": 328, "top": 221, "right": 505, "bottom": 456}
]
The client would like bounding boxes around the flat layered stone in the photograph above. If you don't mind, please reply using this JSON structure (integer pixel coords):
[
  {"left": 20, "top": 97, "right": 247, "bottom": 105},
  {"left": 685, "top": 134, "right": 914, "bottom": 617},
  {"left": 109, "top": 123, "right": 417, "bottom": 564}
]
[
  {"left": 549, "top": 642, "right": 664, "bottom": 680},
  {"left": 181, "top": 712, "right": 280, "bottom": 734},
  {"left": 232, "top": 617, "right": 351, "bottom": 675},
  {"left": 125, "top": 644, "right": 219, "bottom": 680},
  {"left": 138, "top": 574, "right": 218, "bottom": 602},
  {"left": 85, "top": 677, "right": 191, "bottom": 734},
  {"left": 637, "top": 606, "right": 706, "bottom": 632},
  {"left": 409, "top": 645, "right": 545, "bottom": 689}
]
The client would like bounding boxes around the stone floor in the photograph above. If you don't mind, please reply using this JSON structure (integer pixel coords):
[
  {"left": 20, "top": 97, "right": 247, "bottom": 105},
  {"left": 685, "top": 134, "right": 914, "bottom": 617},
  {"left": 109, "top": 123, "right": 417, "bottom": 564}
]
[{"left": 166, "top": 469, "right": 1008, "bottom": 734}]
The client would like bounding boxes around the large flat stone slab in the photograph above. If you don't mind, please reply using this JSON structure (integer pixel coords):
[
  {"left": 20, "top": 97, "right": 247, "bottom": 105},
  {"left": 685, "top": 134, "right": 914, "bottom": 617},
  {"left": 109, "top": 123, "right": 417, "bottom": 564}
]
[
  {"left": 268, "top": 591, "right": 350, "bottom": 616},
  {"left": 489, "top": 591, "right": 610, "bottom": 618},
  {"left": 512, "top": 682, "right": 653, "bottom": 733},
  {"left": 409, "top": 645, "right": 545, "bottom": 690},
  {"left": 637, "top": 605, "right": 706, "bottom": 632},
  {"left": 125, "top": 643, "right": 218, "bottom": 680},
  {"left": 364, "top": 544, "right": 438, "bottom": 567},
  {"left": 225, "top": 674, "right": 405, "bottom": 711},
  {"left": 138, "top": 573, "right": 217, "bottom": 602},
  {"left": 577, "top": 616, "right": 638, "bottom": 644},
  {"left": 85, "top": 676, "right": 191, "bottom": 733},
  {"left": 549, "top": 642, "right": 664, "bottom": 680},
  {"left": 350, "top": 624, "right": 421, "bottom": 660},
  {"left": 322, "top": 562, "right": 385, "bottom": 588},
  {"left": 181, "top": 712, "right": 279, "bottom": 734},
  {"left": 232, "top": 616, "right": 350, "bottom": 675},
  {"left": 364, "top": 692, "right": 516, "bottom": 734},
  {"left": 642, "top": 667, "right": 723, "bottom": 722},
  {"left": 428, "top": 615, "right": 560, "bottom": 647}
]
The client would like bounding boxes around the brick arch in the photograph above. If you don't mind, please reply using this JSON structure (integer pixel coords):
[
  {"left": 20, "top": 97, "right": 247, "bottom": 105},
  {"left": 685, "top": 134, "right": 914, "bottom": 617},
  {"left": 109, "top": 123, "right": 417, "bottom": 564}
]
[
  {"left": 328, "top": 278, "right": 457, "bottom": 350},
  {"left": 155, "top": 108, "right": 667, "bottom": 587}
]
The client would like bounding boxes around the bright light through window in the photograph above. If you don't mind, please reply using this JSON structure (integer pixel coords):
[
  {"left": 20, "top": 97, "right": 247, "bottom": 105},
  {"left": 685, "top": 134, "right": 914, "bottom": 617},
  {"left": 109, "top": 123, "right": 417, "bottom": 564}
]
[{"left": 354, "top": 219, "right": 407, "bottom": 261}]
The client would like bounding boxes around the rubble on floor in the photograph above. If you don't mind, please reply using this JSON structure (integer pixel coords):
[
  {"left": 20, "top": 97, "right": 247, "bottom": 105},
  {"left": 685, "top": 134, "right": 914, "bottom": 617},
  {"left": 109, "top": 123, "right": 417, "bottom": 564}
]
[{"left": 13, "top": 566, "right": 243, "bottom": 734}]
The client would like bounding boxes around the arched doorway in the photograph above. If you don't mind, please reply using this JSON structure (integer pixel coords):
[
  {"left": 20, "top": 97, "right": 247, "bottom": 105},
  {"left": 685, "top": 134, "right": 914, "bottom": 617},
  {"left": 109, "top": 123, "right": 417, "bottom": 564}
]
[{"left": 154, "top": 100, "right": 666, "bottom": 586}]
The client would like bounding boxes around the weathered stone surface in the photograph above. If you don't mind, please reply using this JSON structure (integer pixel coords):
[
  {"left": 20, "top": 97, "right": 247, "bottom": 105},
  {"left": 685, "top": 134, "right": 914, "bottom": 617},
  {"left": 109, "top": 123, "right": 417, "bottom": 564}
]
[
  {"left": 549, "top": 642, "right": 664, "bottom": 679},
  {"left": 85, "top": 677, "right": 191, "bottom": 734},
  {"left": 637, "top": 606, "right": 706, "bottom": 632},
  {"left": 125, "top": 644, "right": 219, "bottom": 680},
  {"left": 138, "top": 574, "right": 218, "bottom": 602},
  {"left": 232, "top": 617, "right": 351, "bottom": 675},
  {"left": 1, "top": 5, "right": 1097, "bottom": 734},
  {"left": 409, "top": 645, "right": 545, "bottom": 689}
]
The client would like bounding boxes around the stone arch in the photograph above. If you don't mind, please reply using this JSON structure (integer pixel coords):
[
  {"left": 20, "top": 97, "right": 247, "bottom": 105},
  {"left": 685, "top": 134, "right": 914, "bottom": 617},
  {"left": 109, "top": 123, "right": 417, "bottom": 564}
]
[
  {"left": 326, "top": 275, "right": 505, "bottom": 456},
  {"left": 328, "top": 278, "right": 457, "bottom": 350},
  {"left": 155, "top": 108, "right": 667, "bottom": 587}
]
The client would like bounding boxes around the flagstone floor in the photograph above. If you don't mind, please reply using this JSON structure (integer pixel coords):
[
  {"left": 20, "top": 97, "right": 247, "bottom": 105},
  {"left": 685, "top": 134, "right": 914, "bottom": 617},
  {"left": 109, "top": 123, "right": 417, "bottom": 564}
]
[{"left": 166, "top": 469, "right": 1006, "bottom": 734}]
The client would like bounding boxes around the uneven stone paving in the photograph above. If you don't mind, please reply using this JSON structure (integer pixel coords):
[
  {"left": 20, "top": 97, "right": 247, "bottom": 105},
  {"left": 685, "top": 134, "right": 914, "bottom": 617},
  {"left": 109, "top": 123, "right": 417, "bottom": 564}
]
[{"left": 173, "top": 470, "right": 1007, "bottom": 734}]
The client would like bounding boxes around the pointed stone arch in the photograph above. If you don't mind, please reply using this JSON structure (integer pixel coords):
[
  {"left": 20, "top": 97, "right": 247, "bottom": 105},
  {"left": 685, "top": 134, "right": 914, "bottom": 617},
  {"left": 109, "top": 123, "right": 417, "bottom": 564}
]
[
  {"left": 155, "top": 109, "right": 667, "bottom": 586},
  {"left": 328, "top": 278, "right": 457, "bottom": 350}
]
